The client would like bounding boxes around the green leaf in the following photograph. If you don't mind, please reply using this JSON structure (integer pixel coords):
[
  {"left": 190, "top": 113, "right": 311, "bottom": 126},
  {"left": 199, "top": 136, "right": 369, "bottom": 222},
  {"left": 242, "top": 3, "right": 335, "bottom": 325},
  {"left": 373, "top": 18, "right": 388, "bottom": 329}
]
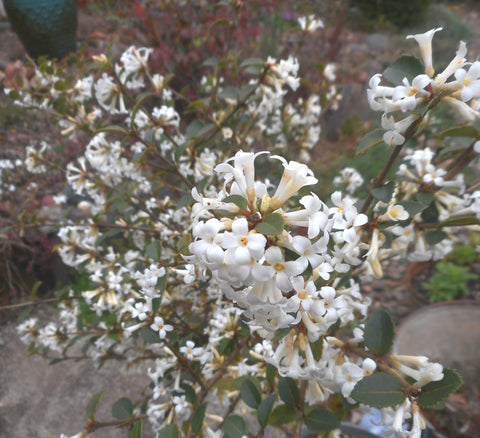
[
  {"left": 304, "top": 407, "right": 340, "bottom": 433},
  {"left": 241, "top": 378, "right": 261, "bottom": 409},
  {"left": 112, "top": 397, "right": 134, "bottom": 420},
  {"left": 185, "top": 120, "right": 205, "bottom": 139},
  {"left": 277, "top": 377, "right": 300, "bottom": 406},
  {"left": 158, "top": 424, "right": 180, "bottom": 438},
  {"left": 383, "top": 55, "right": 424, "bottom": 86},
  {"left": 269, "top": 404, "right": 300, "bottom": 426},
  {"left": 437, "top": 125, "right": 480, "bottom": 140},
  {"left": 212, "top": 17, "right": 230, "bottom": 27},
  {"left": 191, "top": 402, "right": 208, "bottom": 435},
  {"left": 146, "top": 241, "right": 162, "bottom": 261},
  {"left": 240, "top": 57, "right": 264, "bottom": 67},
  {"left": 425, "top": 230, "right": 448, "bottom": 246},
  {"left": 86, "top": 389, "right": 106, "bottom": 419},
  {"left": 266, "top": 363, "right": 276, "bottom": 387},
  {"left": 438, "top": 215, "right": 480, "bottom": 227},
  {"left": 418, "top": 368, "right": 463, "bottom": 408},
  {"left": 223, "top": 195, "right": 248, "bottom": 211},
  {"left": 371, "top": 181, "right": 395, "bottom": 203},
  {"left": 399, "top": 200, "right": 428, "bottom": 216},
  {"left": 257, "top": 394, "right": 277, "bottom": 428},
  {"left": 202, "top": 57, "right": 219, "bottom": 67},
  {"left": 364, "top": 309, "right": 395, "bottom": 355},
  {"left": 218, "top": 86, "right": 239, "bottom": 101},
  {"left": 223, "top": 415, "right": 248, "bottom": 438},
  {"left": 356, "top": 129, "right": 386, "bottom": 156},
  {"left": 310, "top": 335, "right": 324, "bottom": 361},
  {"left": 351, "top": 373, "right": 405, "bottom": 408},
  {"left": 417, "top": 191, "right": 435, "bottom": 206},
  {"left": 129, "top": 420, "right": 143, "bottom": 438},
  {"left": 180, "top": 382, "right": 197, "bottom": 404},
  {"left": 256, "top": 212, "right": 285, "bottom": 236},
  {"left": 140, "top": 327, "right": 161, "bottom": 344}
]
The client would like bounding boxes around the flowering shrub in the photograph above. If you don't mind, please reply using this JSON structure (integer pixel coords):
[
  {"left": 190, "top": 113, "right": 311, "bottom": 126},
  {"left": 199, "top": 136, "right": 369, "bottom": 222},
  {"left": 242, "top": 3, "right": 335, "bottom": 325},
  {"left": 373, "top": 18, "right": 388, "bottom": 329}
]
[{"left": 5, "top": 9, "right": 479, "bottom": 438}]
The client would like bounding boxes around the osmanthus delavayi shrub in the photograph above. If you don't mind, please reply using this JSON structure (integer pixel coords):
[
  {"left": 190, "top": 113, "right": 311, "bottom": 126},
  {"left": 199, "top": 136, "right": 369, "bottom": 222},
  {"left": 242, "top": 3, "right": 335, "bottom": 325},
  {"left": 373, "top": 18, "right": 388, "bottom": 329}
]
[{"left": 6, "top": 12, "right": 475, "bottom": 438}]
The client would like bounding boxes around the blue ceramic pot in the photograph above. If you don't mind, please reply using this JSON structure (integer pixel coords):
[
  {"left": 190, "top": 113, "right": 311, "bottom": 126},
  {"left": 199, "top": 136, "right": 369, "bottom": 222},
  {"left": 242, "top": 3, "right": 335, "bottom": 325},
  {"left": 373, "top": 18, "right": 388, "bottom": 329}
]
[{"left": 3, "top": 0, "right": 77, "bottom": 59}]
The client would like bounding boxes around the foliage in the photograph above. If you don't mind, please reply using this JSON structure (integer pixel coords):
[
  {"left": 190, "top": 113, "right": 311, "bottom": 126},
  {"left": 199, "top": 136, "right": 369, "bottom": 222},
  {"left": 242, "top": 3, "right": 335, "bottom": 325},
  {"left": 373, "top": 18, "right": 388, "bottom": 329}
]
[{"left": 423, "top": 261, "right": 478, "bottom": 303}]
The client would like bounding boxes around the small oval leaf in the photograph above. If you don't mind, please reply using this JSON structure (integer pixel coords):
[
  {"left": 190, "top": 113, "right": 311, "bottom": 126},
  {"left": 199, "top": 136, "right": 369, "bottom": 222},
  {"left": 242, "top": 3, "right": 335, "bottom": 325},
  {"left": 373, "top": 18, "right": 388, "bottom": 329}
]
[
  {"left": 112, "top": 397, "right": 134, "bottom": 420},
  {"left": 357, "top": 129, "right": 386, "bottom": 156},
  {"left": 256, "top": 213, "right": 284, "bottom": 236},
  {"left": 257, "top": 394, "right": 277, "bottom": 428},
  {"left": 351, "top": 373, "right": 405, "bottom": 408},
  {"left": 277, "top": 377, "right": 300, "bottom": 406},
  {"left": 86, "top": 389, "right": 106, "bottom": 420},
  {"left": 191, "top": 402, "right": 208, "bottom": 435},
  {"left": 223, "top": 415, "right": 248, "bottom": 438},
  {"left": 364, "top": 309, "right": 395, "bottom": 355},
  {"left": 418, "top": 368, "right": 463, "bottom": 408},
  {"left": 241, "top": 378, "right": 261, "bottom": 409},
  {"left": 304, "top": 407, "right": 340, "bottom": 433}
]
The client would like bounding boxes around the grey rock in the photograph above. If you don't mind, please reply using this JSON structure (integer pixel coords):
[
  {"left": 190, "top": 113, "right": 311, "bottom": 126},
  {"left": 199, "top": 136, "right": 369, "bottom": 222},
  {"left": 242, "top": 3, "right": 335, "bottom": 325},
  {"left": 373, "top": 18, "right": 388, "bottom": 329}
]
[
  {"left": 394, "top": 301, "right": 480, "bottom": 391},
  {"left": 0, "top": 307, "right": 152, "bottom": 438}
]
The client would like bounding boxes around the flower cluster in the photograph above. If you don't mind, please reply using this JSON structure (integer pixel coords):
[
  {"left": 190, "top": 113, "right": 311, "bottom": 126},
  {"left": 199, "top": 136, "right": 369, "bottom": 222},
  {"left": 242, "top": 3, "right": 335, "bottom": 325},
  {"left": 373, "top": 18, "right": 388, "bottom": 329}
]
[{"left": 5, "top": 22, "right": 473, "bottom": 438}]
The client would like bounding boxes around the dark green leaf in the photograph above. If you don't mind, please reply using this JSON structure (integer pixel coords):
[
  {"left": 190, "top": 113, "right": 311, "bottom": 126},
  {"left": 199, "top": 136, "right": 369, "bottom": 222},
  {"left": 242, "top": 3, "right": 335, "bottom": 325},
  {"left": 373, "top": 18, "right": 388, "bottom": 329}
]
[
  {"left": 140, "top": 327, "right": 161, "bottom": 344},
  {"left": 180, "top": 382, "right": 197, "bottom": 404},
  {"left": 383, "top": 55, "right": 424, "bottom": 86},
  {"left": 158, "top": 424, "right": 180, "bottom": 438},
  {"left": 310, "top": 335, "right": 324, "bottom": 360},
  {"left": 223, "top": 415, "right": 248, "bottom": 438},
  {"left": 86, "top": 389, "right": 106, "bottom": 419},
  {"left": 112, "top": 397, "right": 134, "bottom": 420},
  {"left": 241, "top": 378, "right": 261, "bottom": 409},
  {"left": 185, "top": 120, "right": 205, "bottom": 139},
  {"left": 425, "top": 230, "right": 448, "bottom": 246},
  {"left": 191, "top": 402, "right": 208, "bottom": 435},
  {"left": 417, "top": 191, "right": 435, "bottom": 206},
  {"left": 257, "top": 394, "right": 277, "bottom": 428},
  {"left": 437, "top": 125, "right": 480, "bottom": 140},
  {"left": 240, "top": 58, "right": 264, "bottom": 67},
  {"left": 278, "top": 377, "right": 300, "bottom": 406},
  {"left": 421, "top": 202, "right": 439, "bottom": 223},
  {"left": 218, "top": 86, "right": 239, "bottom": 101},
  {"left": 146, "top": 241, "right": 162, "bottom": 261},
  {"left": 129, "top": 420, "right": 143, "bottom": 438},
  {"left": 351, "top": 373, "right": 405, "bottom": 408},
  {"left": 371, "top": 181, "right": 395, "bottom": 203},
  {"left": 399, "top": 201, "right": 428, "bottom": 216},
  {"left": 212, "top": 17, "right": 230, "bottom": 27},
  {"left": 223, "top": 195, "right": 248, "bottom": 211},
  {"left": 418, "top": 368, "right": 463, "bottom": 408},
  {"left": 439, "top": 215, "right": 480, "bottom": 227},
  {"left": 266, "top": 363, "right": 276, "bottom": 387},
  {"left": 356, "top": 129, "right": 386, "bottom": 156},
  {"left": 269, "top": 404, "right": 300, "bottom": 426},
  {"left": 304, "top": 407, "right": 340, "bottom": 432},
  {"left": 256, "top": 213, "right": 284, "bottom": 236},
  {"left": 364, "top": 309, "right": 395, "bottom": 355}
]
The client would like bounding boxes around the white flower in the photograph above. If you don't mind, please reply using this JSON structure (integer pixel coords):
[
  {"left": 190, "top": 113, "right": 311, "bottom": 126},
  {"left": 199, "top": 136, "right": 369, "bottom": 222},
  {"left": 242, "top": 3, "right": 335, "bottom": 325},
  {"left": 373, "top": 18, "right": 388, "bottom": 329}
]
[
  {"left": 406, "top": 28, "right": 443, "bottom": 77},
  {"left": 264, "top": 246, "right": 304, "bottom": 292},
  {"left": 189, "top": 218, "right": 224, "bottom": 264},
  {"left": 180, "top": 340, "right": 203, "bottom": 360},
  {"left": 298, "top": 14, "right": 324, "bottom": 32},
  {"left": 454, "top": 61, "right": 480, "bottom": 102},
  {"left": 150, "top": 316, "right": 173, "bottom": 339},
  {"left": 380, "top": 204, "right": 409, "bottom": 222},
  {"left": 392, "top": 74, "right": 431, "bottom": 112},
  {"left": 221, "top": 218, "right": 267, "bottom": 264},
  {"left": 270, "top": 157, "right": 318, "bottom": 210}
]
